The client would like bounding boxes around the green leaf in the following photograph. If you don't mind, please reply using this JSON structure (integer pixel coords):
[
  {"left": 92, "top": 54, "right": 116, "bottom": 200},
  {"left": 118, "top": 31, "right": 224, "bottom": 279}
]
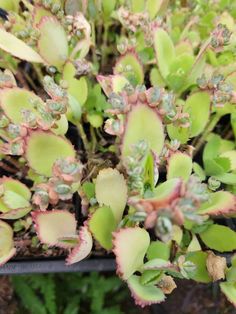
[
  {"left": 231, "top": 112, "right": 236, "bottom": 140},
  {"left": 143, "top": 259, "right": 174, "bottom": 272},
  {"left": 89, "top": 206, "right": 117, "bottom": 250},
  {"left": 122, "top": 104, "right": 164, "bottom": 158},
  {"left": 0, "top": 220, "right": 16, "bottom": 265},
  {"left": 127, "top": 275, "right": 165, "bottom": 307},
  {"left": 37, "top": 17, "right": 68, "bottom": 70},
  {"left": 0, "top": 0, "right": 19, "bottom": 11},
  {"left": 167, "top": 152, "right": 192, "bottom": 182},
  {"left": 147, "top": 241, "right": 170, "bottom": 261},
  {"left": 167, "top": 124, "right": 189, "bottom": 144},
  {"left": 113, "top": 227, "right": 150, "bottom": 280},
  {"left": 166, "top": 54, "right": 194, "bottom": 91},
  {"left": 193, "top": 162, "right": 206, "bottom": 181},
  {"left": 102, "top": 0, "right": 116, "bottom": 16},
  {"left": 63, "top": 62, "right": 88, "bottom": 105},
  {"left": 0, "top": 29, "right": 43, "bottom": 63},
  {"left": 140, "top": 270, "right": 163, "bottom": 286},
  {"left": 150, "top": 67, "right": 166, "bottom": 87},
  {"left": 220, "top": 150, "right": 236, "bottom": 170},
  {"left": 185, "top": 251, "right": 211, "bottom": 283},
  {"left": 95, "top": 168, "right": 128, "bottom": 223},
  {"left": 25, "top": 131, "right": 75, "bottom": 176},
  {"left": 220, "top": 282, "right": 236, "bottom": 307},
  {"left": 200, "top": 224, "right": 236, "bottom": 252},
  {"left": 153, "top": 28, "right": 175, "bottom": 79},
  {"left": 82, "top": 182, "right": 95, "bottom": 200},
  {"left": 197, "top": 191, "right": 235, "bottom": 216},
  {"left": 114, "top": 52, "right": 144, "bottom": 85},
  {"left": 3, "top": 191, "right": 30, "bottom": 210},
  {"left": 67, "top": 94, "right": 82, "bottom": 123},
  {"left": 146, "top": 0, "right": 163, "bottom": 19},
  {"left": 214, "top": 173, "right": 236, "bottom": 185},
  {"left": 130, "top": 0, "right": 145, "bottom": 12},
  {"left": 184, "top": 92, "right": 211, "bottom": 137}
]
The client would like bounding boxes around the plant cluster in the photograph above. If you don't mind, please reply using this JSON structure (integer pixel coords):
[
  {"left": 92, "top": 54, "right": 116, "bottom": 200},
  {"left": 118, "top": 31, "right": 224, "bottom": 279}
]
[{"left": 0, "top": 0, "right": 236, "bottom": 308}]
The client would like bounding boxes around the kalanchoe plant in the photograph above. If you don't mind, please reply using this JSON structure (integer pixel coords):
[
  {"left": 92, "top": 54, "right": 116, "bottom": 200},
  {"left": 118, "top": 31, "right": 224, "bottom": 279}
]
[{"left": 0, "top": 0, "right": 236, "bottom": 308}]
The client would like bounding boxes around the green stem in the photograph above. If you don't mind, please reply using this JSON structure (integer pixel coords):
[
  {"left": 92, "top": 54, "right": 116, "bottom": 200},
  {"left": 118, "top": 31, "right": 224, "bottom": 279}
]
[
  {"left": 77, "top": 123, "right": 91, "bottom": 153},
  {"left": 193, "top": 113, "right": 221, "bottom": 157}
]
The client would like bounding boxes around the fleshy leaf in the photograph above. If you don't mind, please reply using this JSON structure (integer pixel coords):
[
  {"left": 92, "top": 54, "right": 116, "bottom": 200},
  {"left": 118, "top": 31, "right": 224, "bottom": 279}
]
[
  {"left": 97, "top": 74, "right": 129, "bottom": 97},
  {"left": 187, "top": 235, "right": 201, "bottom": 252},
  {"left": 167, "top": 152, "right": 192, "bottom": 182},
  {"left": 143, "top": 259, "right": 175, "bottom": 272},
  {"left": 3, "top": 191, "right": 30, "bottom": 210},
  {"left": 200, "top": 225, "right": 236, "bottom": 252},
  {"left": 37, "top": 17, "right": 68, "bottom": 69},
  {"left": 153, "top": 27, "right": 175, "bottom": 79},
  {"left": 95, "top": 168, "right": 128, "bottom": 223},
  {"left": 167, "top": 124, "right": 189, "bottom": 144},
  {"left": 122, "top": 104, "right": 164, "bottom": 158},
  {"left": 66, "top": 226, "right": 93, "bottom": 265},
  {"left": 0, "top": 88, "right": 44, "bottom": 124},
  {"left": 25, "top": 131, "right": 75, "bottom": 176},
  {"left": 32, "top": 5, "right": 53, "bottom": 27},
  {"left": 185, "top": 251, "right": 211, "bottom": 283},
  {"left": 127, "top": 275, "right": 165, "bottom": 307},
  {"left": 147, "top": 241, "right": 170, "bottom": 261},
  {"left": 197, "top": 191, "right": 236, "bottom": 216},
  {"left": 113, "top": 227, "right": 150, "bottom": 280},
  {"left": 88, "top": 206, "right": 117, "bottom": 250},
  {"left": 0, "top": 208, "right": 32, "bottom": 220},
  {"left": 32, "top": 210, "right": 77, "bottom": 246},
  {"left": 63, "top": 62, "right": 88, "bottom": 106},
  {"left": 0, "top": 220, "right": 16, "bottom": 266},
  {"left": 114, "top": 51, "right": 144, "bottom": 85},
  {"left": 141, "top": 178, "right": 182, "bottom": 210},
  {"left": 0, "top": 29, "right": 43, "bottom": 63},
  {"left": 184, "top": 92, "right": 211, "bottom": 137},
  {"left": 0, "top": 0, "right": 19, "bottom": 11},
  {"left": 220, "top": 282, "right": 236, "bottom": 307},
  {"left": 220, "top": 150, "right": 236, "bottom": 171}
]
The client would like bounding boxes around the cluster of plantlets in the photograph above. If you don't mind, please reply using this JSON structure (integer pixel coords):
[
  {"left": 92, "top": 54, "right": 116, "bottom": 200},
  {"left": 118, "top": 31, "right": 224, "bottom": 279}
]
[{"left": 0, "top": 0, "right": 236, "bottom": 308}]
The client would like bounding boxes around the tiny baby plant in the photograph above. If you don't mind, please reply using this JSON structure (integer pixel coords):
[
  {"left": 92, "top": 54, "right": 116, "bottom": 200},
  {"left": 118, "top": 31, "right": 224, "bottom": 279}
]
[{"left": 0, "top": 0, "right": 236, "bottom": 309}]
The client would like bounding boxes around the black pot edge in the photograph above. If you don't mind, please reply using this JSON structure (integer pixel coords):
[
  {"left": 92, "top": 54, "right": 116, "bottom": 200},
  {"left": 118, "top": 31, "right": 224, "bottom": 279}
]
[{"left": 0, "top": 258, "right": 116, "bottom": 275}]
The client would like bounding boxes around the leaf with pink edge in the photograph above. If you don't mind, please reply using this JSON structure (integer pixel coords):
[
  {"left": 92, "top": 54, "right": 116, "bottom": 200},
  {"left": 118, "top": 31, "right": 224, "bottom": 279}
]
[
  {"left": 220, "top": 282, "right": 236, "bottom": 307},
  {"left": 113, "top": 227, "right": 150, "bottom": 280},
  {"left": 25, "top": 131, "right": 75, "bottom": 177},
  {"left": 32, "top": 5, "right": 53, "bottom": 27},
  {"left": 31, "top": 210, "right": 77, "bottom": 246},
  {"left": 197, "top": 191, "right": 236, "bottom": 216},
  {"left": 37, "top": 17, "right": 68, "bottom": 70},
  {"left": 122, "top": 104, "right": 164, "bottom": 158},
  {"left": 88, "top": 206, "right": 117, "bottom": 250},
  {"left": 142, "top": 178, "right": 182, "bottom": 210},
  {"left": 127, "top": 275, "right": 165, "bottom": 307},
  {"left": 114, "top": 51, "right": 144, "bottom": 85},
  {"left": 167, "top": 152, "right": 192, "bottom": 182},
  {"left": 0, "top": 29, "right": 43, "bottom": 63},
  {"left": 66, "top": 226, "right": 93, "bottom": 265},
  {"left": 153, "top": 27, "right": 175, "bottom": 79},
  {"left": 95, "top": 168, "right": 128, "bottom": 223},
  {"left": 97, "top": 74, "right": 129, "bottom": 97},
  {"left": 0, "top": 178, "right": 31, "bottom": 217},
  {"left": 0, "top": 220, "right": 16, "bottom": 266}
]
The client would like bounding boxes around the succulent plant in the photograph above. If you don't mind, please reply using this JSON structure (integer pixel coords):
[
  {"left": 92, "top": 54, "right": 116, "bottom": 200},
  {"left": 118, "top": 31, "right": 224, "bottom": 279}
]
[{"left": 0, "top": 0, "right": 236, "bottom": 308}]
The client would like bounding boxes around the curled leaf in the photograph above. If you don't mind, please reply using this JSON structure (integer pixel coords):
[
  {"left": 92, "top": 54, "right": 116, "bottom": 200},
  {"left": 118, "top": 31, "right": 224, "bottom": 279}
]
[
  {"left": 197, "top": 191, "right": 236, "bottom": 216},
  {"left": 206, "top": 251, "right": 226, "bottom": 282},
  {"left": 31, "top": 210, "right": 77, "bottom": 246},
  {"left": 66, "top": 226, "right": 93, "bottom": 265},
  {"left": 113, "top": 227, "right": 150, "bottom": 280},
  {"left": 127, "top": 275, "right": 165, "bottom": 307}
]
